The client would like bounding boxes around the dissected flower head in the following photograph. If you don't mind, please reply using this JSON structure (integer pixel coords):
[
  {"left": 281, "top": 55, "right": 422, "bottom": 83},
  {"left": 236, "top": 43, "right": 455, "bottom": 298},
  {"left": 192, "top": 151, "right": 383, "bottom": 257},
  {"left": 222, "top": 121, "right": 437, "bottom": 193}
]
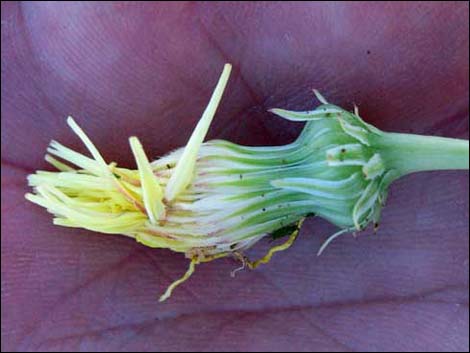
[{"left": 26, "top": 64, "right": 469, "bottom": 301}]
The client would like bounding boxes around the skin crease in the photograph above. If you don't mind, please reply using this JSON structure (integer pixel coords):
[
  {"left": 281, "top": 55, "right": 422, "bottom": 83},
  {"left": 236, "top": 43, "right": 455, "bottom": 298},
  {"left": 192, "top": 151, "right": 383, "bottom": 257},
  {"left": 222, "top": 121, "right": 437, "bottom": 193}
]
[{"left": 1, "top": 1, "right": 469, "bottom": 351}]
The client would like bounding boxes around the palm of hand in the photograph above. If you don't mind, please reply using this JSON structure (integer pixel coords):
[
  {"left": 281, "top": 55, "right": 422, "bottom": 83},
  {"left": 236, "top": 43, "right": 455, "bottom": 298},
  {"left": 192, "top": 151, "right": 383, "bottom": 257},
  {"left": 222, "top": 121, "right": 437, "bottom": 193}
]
[{"left": 2, "top": 2, "right": 468, "bottom": 351}]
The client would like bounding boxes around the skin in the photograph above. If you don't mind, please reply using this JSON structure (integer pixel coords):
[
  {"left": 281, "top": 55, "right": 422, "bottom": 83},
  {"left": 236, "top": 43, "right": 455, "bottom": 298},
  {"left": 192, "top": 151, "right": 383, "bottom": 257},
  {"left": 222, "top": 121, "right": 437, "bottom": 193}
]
[{"left": 1, "top": 2, "right": 469, "bottom": 351}]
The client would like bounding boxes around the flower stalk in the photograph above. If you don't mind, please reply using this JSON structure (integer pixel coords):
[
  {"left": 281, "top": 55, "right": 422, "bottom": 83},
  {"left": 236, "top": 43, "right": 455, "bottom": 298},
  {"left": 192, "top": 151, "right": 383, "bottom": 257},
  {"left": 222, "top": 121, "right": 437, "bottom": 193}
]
[
  {"left": 370, "top": 132, "right": 469, "bottom": 176},
  {"left": 25, "top": 64, "right": 469, "bottom": 301}
]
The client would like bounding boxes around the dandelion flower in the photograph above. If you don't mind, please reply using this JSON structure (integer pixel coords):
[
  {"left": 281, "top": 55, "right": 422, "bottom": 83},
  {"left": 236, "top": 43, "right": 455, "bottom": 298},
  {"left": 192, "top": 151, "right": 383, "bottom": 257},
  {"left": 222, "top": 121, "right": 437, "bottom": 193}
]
[{"left": 26, "top": 64, "right": 469, "bottom": 301}]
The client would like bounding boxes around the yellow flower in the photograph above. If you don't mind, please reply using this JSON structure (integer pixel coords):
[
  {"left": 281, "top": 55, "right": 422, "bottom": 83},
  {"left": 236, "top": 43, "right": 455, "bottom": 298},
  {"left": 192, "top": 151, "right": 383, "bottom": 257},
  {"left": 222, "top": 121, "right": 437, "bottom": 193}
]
[{"left": 26, "top": 64, "right": 469, "bottom": 301}]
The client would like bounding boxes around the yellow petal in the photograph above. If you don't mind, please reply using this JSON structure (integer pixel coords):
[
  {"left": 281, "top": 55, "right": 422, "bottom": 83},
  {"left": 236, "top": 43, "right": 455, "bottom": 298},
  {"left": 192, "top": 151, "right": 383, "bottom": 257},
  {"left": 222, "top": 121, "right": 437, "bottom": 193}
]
[
  {"left": 165, "top": 63, "right": 232, "bottom": 201},
  {"left": 66, "top": 116, "right": 111, "bottom": 176},
  {"left": 129, "top": 136, "right": 165, "bottom": 223},
  {"left": 45, "top": 154, "right": 75, "bottom": 171}
]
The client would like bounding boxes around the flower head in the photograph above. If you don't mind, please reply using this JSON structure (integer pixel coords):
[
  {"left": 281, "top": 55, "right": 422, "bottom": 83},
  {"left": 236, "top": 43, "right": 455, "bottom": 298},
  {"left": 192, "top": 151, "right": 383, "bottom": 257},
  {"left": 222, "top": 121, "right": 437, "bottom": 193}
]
[{"left": 26, "top": 64, "right": 469, "bottom": 301}]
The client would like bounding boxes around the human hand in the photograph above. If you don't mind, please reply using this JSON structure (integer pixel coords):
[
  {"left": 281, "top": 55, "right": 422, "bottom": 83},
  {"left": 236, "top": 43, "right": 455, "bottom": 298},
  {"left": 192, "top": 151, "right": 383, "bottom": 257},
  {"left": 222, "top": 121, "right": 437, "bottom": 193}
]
[{"left": 2, "top": 2, "right": 468, "bottom": 351}]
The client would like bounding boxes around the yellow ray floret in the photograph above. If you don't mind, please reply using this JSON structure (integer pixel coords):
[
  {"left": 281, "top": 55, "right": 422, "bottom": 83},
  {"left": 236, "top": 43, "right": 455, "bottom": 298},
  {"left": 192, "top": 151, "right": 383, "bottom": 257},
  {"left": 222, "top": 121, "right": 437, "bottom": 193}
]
[
  {"left": 165, "top": 63, "right": 232, "bottom": 202},
  {"left": 129, "top": 137, "right": 165, "bottom": 223},
  {"left": 45, "top": 154, "right": 75, "bottom": 171},
  {"left": 66, "top": 116, "right": 111, "bottom": 176}
]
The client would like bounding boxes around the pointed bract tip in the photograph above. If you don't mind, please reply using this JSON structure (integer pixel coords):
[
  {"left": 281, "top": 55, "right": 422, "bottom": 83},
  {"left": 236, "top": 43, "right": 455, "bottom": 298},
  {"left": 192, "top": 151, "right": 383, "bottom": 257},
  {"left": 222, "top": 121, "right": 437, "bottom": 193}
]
[{"left": 312, "top": 89, "right": 329, "bottom": 104}]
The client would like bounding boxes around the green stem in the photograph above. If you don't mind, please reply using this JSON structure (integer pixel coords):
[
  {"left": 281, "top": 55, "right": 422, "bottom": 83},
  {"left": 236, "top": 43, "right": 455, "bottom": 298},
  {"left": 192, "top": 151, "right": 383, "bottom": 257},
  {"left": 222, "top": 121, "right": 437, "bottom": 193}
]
[{"left": 371, "top": 132, "right": 469, "bottom": 177}]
